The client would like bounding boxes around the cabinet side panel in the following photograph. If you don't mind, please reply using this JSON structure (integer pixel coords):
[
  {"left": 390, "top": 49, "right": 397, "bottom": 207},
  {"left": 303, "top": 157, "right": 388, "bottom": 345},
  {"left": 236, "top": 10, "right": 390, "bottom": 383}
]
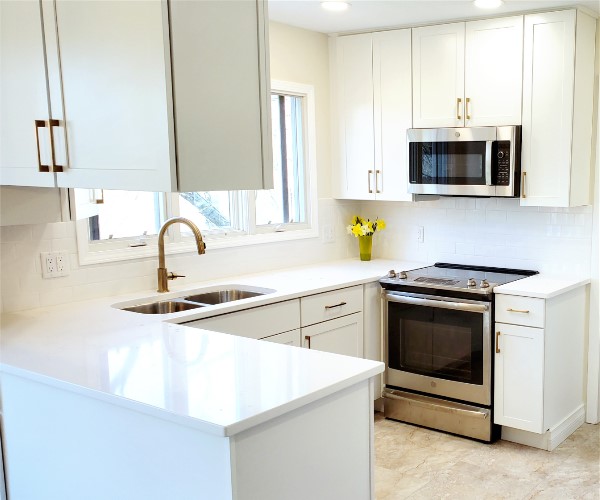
[
  {"left": 543, "top": 286, "right": 587, "bottom": 430},
  {"left": 569, "top": 11, "right": 596, "bottom": 206},
  {"left": 170, "top": 0, "right": 266, "bottom": 191},
  {"left": 232, "top": 382, "right": 372, "bottom": 500},
  {"left": 1, "top": 373, "right": 233, "bottom": 499}
]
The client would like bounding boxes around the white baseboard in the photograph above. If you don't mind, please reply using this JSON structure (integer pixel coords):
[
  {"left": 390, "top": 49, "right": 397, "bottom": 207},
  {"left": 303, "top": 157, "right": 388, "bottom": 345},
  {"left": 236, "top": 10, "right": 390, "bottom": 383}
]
[{"left": 501, "top": 405, "right": 586, "bottom": 451}]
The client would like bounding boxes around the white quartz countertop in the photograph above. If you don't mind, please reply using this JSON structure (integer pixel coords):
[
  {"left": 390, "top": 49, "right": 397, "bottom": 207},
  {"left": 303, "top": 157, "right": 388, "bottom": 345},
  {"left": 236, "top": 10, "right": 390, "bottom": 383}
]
[
  {"left": 493, "top": 275, "right": 590, "bottom": 299},
  {"left": 0, "top": 258, "right": 424, "bottom": 437}
]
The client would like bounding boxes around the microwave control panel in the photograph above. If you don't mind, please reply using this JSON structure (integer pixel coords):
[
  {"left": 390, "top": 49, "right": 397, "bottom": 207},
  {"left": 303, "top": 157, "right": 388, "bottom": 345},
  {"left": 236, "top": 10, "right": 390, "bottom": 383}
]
[{"left": 493, "top": 141, "right": 511, "bottom": 186}]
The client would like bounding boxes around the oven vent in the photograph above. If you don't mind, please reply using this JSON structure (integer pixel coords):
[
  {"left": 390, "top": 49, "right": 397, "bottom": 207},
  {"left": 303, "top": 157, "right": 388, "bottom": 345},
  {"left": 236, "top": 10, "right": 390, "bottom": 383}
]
[{"left": 414, "top": 277, "right": 460, "bottom": 286}]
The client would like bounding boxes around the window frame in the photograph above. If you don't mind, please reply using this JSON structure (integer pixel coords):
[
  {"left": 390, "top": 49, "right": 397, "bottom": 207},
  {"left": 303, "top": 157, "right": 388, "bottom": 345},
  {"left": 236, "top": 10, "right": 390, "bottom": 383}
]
[{"left": 74, "top": 80, "right": 319, "bottom": 266}]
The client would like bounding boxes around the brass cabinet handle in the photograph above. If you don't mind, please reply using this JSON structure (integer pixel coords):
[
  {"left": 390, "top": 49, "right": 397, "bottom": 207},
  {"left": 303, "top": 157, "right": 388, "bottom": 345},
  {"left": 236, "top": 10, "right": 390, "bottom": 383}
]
[
  {"left": 496, "top": 331, "right": 501, "bottom": 354},
  {"left": 368, "top": 170, "right": 373, "bottom": 193},
  {"left": 304, "top": 335, "right": 311, "bottom": 349},
  {"left": 325, "top": 301, "right": 347, "bottom": 309},
  {"left": 522, "top": 171, "right": 527, "bottom": 199},
  {"left": 507, "top": 308, "right": 530, "bottom": 314},
  {"left": 94, "top": 189, "right": 104, "bottom": 204},
  {"left": 34, "top": 120, "right": 51, "bottom": 172},
  {"left": 466, "top": 97, "right": 471, "bottom": 120},
  {"left": 48, "top": 119, "right": 64, "bottom": 172},
  {"left": 375, "top": 170, "right": 381, "bottom": 193},
  {"left": 456, "top": 98, "right": 462, "bottom": 120}
]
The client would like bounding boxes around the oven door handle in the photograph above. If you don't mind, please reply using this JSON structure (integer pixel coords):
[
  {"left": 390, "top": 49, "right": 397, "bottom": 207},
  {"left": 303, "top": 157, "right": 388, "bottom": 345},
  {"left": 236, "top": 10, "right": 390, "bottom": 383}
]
[
  {"left": 385, "top": 293, "right": 489, "bottom": 313},
  {"left": 485, "top": 140, "right": 493, "bottom": 186}
]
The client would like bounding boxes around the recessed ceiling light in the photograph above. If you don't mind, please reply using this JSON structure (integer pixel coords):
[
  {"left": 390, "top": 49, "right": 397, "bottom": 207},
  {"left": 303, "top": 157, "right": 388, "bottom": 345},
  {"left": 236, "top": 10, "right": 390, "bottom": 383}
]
[
  {"left": 321, "top": 1, "right": 350, "bottom": 12},
  {"left": 474, "top": 0, "right": 504, "bottom": 8}
]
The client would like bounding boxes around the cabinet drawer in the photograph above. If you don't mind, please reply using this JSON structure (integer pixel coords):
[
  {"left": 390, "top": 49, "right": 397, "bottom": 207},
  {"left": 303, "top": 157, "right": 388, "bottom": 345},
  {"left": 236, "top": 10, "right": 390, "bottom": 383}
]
[
  {"left": 300, "top": 286, "right": 363, "bottom": 327},
  {"left": 495, "top": 295, "right": 545, "bottom": 328},
  {"left": 184, "top": 300, "right": 300, "bottom": 340}
]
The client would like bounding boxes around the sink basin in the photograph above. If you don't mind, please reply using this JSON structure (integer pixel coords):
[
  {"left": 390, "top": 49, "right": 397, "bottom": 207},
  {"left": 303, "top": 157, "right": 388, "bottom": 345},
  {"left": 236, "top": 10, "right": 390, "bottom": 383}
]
[
  {"left": 116, "top": 285, "right": 275, "bottom": 314},
  {"left": 185, "top": 289, "right": 266, "bottom": 305},
  {"left": 122, "top": 300, "right": 204, "bottom": 315}
]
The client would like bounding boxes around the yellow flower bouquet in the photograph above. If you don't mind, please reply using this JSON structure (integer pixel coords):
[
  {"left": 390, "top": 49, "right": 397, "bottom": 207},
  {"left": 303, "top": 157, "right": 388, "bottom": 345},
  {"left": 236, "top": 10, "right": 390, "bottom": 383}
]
[{"left": 346, "top": 216, "right": 385, "bottom": 261}]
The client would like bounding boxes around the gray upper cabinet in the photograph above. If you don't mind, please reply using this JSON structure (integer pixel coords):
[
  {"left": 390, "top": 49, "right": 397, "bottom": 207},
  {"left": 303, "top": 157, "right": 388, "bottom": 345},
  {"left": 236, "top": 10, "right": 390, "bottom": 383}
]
[{"left": 0, "top": 0, "right": 273, "bottom": 192}]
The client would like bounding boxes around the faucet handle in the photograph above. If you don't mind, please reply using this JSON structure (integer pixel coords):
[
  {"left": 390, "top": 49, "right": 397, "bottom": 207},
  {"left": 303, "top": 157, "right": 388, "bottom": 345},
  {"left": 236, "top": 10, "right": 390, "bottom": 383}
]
[{"left": 167, "top": 272, "right": 186, "bottom": 280}]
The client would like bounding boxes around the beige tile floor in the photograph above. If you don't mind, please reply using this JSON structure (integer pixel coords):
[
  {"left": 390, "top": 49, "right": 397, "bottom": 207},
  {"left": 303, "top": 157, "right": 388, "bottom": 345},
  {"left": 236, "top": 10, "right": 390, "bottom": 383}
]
[{"left": 374, "top": 413, "right": 600, "bottom": 499}]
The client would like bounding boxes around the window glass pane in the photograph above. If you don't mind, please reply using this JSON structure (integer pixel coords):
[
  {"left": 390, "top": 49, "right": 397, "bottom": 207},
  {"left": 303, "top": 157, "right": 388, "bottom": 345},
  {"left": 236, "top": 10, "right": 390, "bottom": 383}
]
[
  {"left": 256, "top": 94, "right": 306, "bottom": 225},
  {"left": 88, "top": 190, "right": 161, "bottom": 241},
  {"left": 177, "top": 192, "right": 232, "bottom": 233}
]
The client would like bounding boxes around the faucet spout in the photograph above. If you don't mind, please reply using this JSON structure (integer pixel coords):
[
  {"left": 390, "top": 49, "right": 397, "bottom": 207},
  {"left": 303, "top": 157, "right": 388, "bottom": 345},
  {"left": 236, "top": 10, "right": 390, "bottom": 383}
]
[{"left": 157, "top": 217, "right": 205, "bottom": 293}]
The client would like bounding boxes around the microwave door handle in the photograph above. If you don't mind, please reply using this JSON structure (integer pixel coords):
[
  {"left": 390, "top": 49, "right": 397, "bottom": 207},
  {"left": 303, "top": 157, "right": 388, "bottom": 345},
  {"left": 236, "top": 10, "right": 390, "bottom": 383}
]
[
  {"left": 385, "top": 293, "right": 489, "bottom": 313},
  {"left": 485, "top": 141, "right": 493, "bottom": 186}
]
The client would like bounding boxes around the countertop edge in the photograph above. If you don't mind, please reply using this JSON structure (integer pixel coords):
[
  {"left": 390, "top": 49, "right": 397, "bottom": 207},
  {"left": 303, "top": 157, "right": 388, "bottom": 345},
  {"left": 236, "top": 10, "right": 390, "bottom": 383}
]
[{"left": 494, "top": 276, "right": 591, "bottom": 299}]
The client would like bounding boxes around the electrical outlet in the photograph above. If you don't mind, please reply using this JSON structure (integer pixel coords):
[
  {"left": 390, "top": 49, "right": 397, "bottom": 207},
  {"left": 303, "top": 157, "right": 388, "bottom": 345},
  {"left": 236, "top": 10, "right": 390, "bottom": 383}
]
[
  {"left": 41, "top": 251, "right": 70, "bottom": 278},
  {"left": 417, "top": 226, "right": 425, "bottom": 243},
  {"left": 55, "top": 251, "right": 70, "bottom": 276},
  {"left": 322, "top": 224, "right": 335, "bottom": 243}
]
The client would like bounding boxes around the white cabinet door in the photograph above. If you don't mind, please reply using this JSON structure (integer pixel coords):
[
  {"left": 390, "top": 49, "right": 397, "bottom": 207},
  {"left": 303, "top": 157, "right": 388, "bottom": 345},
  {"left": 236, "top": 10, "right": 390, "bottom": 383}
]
[
  {"left": 333, "top": 34, "right": 375, "bottom": 200},
  {"left": 372, "top": 29, "right": 412, "bottom": 201},
  {"left": 261, "top": 329, "right": 301, "bottom": 347},
  {"left": 412, "top": 22, "right": 465, "bottom": 128},
  {"left": 52, "top": 0, "right": 174, "bottom": 191},
  {"left": 465, "top": 16, "right": 523, "bottom": 127},
  {"left": 0, "top": 1, "right": 56, "bottom": 187},
  {"left": 521, "top": 10, "right": 596, "bottom": 207},
  {"left": 302, "top": 313, "right": 364, "bottom": 358},
  {"left": 494, "top": 323, "right": 544, "bottom": 433}
]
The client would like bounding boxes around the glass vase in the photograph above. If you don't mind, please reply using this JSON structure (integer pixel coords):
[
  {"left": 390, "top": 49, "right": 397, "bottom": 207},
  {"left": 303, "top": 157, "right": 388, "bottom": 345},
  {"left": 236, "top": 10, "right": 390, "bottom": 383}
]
[{"left": 358, "top": 235, "right": 373, "bottom": 261}]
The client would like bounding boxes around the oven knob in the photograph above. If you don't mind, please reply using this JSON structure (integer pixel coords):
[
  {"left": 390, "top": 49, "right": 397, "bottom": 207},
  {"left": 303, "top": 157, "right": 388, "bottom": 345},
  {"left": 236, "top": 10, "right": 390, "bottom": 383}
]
[
  {"left": 480, "top": 279, "right": 490, "bottom": 288},
  {"left": 398, "top": 271, "right": 408, "bottom": 280},
  {"left": 497, "top": 151, "right": 505, "bottom": 159},
  {"left": 387, "top": 270, "right": 396, "bottom": 278},
  {"left": 467, "top": 278, "right": 476, "bottom": 287}
]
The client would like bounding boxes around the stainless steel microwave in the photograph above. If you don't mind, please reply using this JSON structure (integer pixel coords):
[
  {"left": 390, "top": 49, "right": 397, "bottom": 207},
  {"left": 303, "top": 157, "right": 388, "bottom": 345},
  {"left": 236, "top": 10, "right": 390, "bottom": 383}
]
[{"left": 407, "top": 126, "right": 521, "bottom": 197}]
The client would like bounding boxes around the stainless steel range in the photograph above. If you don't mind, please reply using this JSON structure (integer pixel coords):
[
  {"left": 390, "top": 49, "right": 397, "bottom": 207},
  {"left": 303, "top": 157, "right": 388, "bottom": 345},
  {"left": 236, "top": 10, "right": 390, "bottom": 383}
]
[{"left": 379, "top": 262, "right": 537, "bottom": 442}]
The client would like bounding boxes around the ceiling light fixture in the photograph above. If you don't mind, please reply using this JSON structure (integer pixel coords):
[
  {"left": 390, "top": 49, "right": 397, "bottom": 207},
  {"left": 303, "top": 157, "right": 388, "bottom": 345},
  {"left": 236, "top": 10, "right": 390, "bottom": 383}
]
[
  {"left": 474, "top": 0, "right": 503, "bottom": 8},
  {"left": 321, "top": 1, "right": 350, "bottom": 12}
]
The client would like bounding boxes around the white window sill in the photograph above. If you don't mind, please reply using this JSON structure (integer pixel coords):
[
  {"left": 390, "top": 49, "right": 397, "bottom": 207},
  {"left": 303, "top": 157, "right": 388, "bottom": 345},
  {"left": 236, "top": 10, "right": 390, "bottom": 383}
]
[{"left": 77, "top": 227, "right": 320, "bottom": 266}]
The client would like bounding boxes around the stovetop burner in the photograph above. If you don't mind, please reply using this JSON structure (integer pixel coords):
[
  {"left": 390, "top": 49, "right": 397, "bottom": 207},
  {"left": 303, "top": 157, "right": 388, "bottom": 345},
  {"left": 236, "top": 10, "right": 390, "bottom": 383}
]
[{"left": 379, "top": 262, "right": 538, "bottom": 296}]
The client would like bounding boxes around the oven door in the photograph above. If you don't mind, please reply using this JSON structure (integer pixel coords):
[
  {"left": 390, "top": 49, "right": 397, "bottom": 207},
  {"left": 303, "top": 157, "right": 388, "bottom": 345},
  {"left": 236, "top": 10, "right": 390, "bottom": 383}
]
[
  {"left": 384, "top": 291, "right": 492, "bottom": 406},
  {"left": 408, "top": 127, "right": 496, "bottom": 197}
]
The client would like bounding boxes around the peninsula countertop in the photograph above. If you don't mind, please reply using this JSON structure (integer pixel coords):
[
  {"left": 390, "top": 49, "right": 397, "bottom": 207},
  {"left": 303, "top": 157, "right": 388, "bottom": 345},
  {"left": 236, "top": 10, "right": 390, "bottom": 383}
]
[{"left": 0, "top": 258, "right": 424, "bottom": 436}]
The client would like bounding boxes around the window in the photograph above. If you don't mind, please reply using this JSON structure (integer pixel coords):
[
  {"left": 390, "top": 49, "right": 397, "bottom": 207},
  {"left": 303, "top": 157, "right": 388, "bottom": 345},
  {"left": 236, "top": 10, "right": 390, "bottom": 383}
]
[{"left": 75, "top": 81, "right": 317, "bottom": 264}]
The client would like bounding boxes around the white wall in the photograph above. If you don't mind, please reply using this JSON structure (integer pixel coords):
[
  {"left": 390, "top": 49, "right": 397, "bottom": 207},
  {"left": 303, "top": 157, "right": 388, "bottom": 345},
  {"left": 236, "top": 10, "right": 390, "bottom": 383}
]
[{"left": 0, "top": 22, "right": 355, "bottom": 313}]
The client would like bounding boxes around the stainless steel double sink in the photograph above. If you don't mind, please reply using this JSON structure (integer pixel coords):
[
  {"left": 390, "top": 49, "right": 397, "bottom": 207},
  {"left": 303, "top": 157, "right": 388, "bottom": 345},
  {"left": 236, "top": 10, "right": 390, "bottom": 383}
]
[{"left": 120, "top": 286, "right": 275, "bottom": 314}]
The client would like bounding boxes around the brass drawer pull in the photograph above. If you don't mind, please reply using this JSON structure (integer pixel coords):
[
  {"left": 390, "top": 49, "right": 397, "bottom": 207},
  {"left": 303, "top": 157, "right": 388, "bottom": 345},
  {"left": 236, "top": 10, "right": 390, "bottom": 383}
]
[
  {"left": 456, "top": 97, "right": 462, "bottom": 120},
  {"left": 507, "top": 308, "right": 530, "bottom": 314},
  {"left": 48, "top": 119, "right": 64, "bottom": 172},
  {"left": 522, "top": 171, "right": 527, "bottom": 199},
  {"left": 495, "top": 331, "right": 501, "bottom": 354},
  {"left": 368, "top": 170, "right": 373, "bottom": 193},
  {"left": 466, "top": 97, "right": 471, "bottom": 120},
  {"left": 375, "top": 169, "right": 381, "bottom": 193},
  {"left": 325, "top": 301, "right": 347, "bottom": 309}
]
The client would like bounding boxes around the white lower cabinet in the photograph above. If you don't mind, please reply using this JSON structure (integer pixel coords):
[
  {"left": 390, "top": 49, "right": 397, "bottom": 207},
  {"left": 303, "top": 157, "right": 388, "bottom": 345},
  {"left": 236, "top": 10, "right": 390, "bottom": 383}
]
[
  {"left": 494, "top": 323, "right": 544, "bottom": 433},
  {"left": 261, "top": 329, "right": 301, "bottom": 347},
  {"left": 494, "top": 286, "right": 587, "bottom": 450},
  {"left": 302, "top": 313, "right": 364, "bottom": 358}
]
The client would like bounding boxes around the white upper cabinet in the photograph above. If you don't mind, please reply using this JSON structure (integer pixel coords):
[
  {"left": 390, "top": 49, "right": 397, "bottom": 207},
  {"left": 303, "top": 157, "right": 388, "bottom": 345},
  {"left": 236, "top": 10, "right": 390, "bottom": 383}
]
[
  {"left": 331, "top": 29, "right": 412, "bottom": 201},
  {"left": 520, "top": 10, "right": 596, "bottom": 207},
  {"left": 0, "top": 0, "right": 272, "bottom": 192},
  {"left": 412, "top": 16, "right": 523, "bottom": 128}
]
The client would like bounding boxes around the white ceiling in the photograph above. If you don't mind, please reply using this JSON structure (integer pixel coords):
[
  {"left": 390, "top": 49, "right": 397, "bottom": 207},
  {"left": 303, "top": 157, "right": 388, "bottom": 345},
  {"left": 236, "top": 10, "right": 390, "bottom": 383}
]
[{"left": 268, "top": 0, "right": 599, "bottom": 34}]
